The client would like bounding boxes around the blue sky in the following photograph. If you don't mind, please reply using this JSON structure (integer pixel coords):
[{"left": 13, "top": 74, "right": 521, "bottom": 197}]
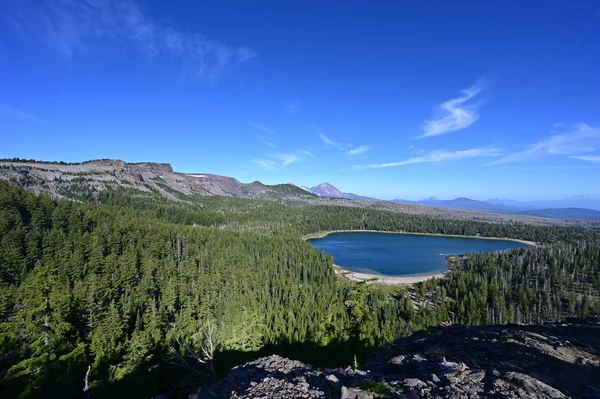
[{"left": 1, "top": 0, "right": 600, "bottom": 200}]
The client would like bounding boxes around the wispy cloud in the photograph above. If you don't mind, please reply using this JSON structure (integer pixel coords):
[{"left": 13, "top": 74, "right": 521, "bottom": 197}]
[
  {"left": 252, "top": 159, "right": 277, "bottom": 170},
  {"left": 298, "top": 150, "right": 314, "bottom": 157},
  {"left": 419, "top": 80, "right": 485, "bottom": 138},
  {"left": 249, "top": 122, "right": 277, "bottom": 136},
  {"left": 249, "top": 122, "right": 279, "bottom": 148},
  {"left": 274, "top": 153, "right": 300, "bottom": 167},
  {"left": 286, "top": 102, "right": 301, "bottom": 114},
  {"left": 319, "top": 133, "right": 346, "bottom": 150},
  {"left": 253, "top": 150, "right": 311, "bottom": 170},
  {"left": 346, "top": 146, "right": 370, "bottom": 156},
  {"left": 5, "top": 0, "right": 256, "bottom": 81},
  {"left": 488, "top": 123, "right": 600, "bottom": 165},
  {"left": 571, "top": 155, "right": 600, "bottom": 163},
  {"left": 352, "top": 147, "right": 500, "bottom": 170},
  {"left": 0, "top": 105, "right": 48, "bottom": 124},
  {"left": 255, "top": 135, "right": 277, "bottom": 148}
]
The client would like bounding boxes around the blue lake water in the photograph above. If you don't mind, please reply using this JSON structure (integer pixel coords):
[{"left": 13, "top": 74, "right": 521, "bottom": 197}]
[{"left": 308, "top": 232, "right": 529, "bottom": 276}]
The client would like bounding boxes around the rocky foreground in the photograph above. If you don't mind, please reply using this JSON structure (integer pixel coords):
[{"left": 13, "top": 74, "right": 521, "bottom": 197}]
[{"left": 191, "top": 318, "right": 600, "bottom": 399}]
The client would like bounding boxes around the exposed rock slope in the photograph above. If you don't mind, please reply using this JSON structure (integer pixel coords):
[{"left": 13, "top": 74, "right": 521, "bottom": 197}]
[
  {"left": 191, "top": 319, "right": 600, "bottom": 398},
  {"left": 0, "top": 159, "right": 315, "bottom": 201}
]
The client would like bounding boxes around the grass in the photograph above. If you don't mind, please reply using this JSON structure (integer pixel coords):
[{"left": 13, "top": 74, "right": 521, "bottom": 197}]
[{"left": 354, "top": 380, "right": 403, "bottom": 398}]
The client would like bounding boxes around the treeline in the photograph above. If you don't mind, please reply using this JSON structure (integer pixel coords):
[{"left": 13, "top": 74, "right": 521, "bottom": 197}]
[
  {"left": 443, "top": 243, "right": 600, "bottom": 325},
  {"left": 0, "top": 182, "right": 598, "bottom": 398},
  {"left": 93, "top": 185, "right": 600, "bottom": 244}
]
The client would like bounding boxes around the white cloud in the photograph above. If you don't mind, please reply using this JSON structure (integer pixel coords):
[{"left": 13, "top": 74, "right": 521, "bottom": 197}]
[
  {"left": 286, "top": 103, "right": 301, "bottom": 114},
  {"left": 249, "top": 122, "right": 279, "bottom": 148},
  {"left": 255, "top": 134, "right": 277, "bottom": 148},
  {"left": 352, "top": 147, "right": 500, "bottom": 170},
  {"left": 317, "top": 131, "right": 368, "bottom": 154},
  {"left": 0, "top": 105, "right": 48, "bottom": 124},
  {"left": 253, "top": 150, "right": 311, "bottom": 170},
  {"left": 5, "top": 0, "right": 256, "bottom": 81},
  {"left": 298, "top": 150, "right": 314, "bottom": 157},
  {"left": 571, "top": 155, "right": 600, "bottom": 163},
  {"left": 252, "top": 159, "right": 277, "bottom": 170},
  {"left": 419, "top": 81, "right": 485, "bottom": 138},
  {"left": 249, "top": 122, "right": 277, "bottom": 136},
  {"left": 489, "top": 123, "right": 600, "bottom": 165},
  {"left": 346, "top": 146, "right": 370, "bottom": 156},
  {"left": 274, "top": 153, "right": 300, "bottom": 167},
  {"left": 319, "top": 133, "right": 345, "bottom": 150}
]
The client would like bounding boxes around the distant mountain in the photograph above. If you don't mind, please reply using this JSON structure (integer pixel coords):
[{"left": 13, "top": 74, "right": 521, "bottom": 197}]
[
  {"left": 442, "top": 197, "right": 517, "bottom": 212},
  {"left": 309, "top": 183, "right": 373, "bottom": 200},
  {"left": 486, "top": 196, "right": 600, "bottom": 211},
  {"left": 391, "top": 196, "right": 600, "bottom": 220},
  {"left": 392, "top": 197, "right": 525, "bottom": 213},
  {"left": 310, "top": 183, "right": 344, "bottom": 197},
  {"left": 519, "top": 208, "right": 600, "bottom": 220},
  {"left": 487, "top": 198, "right": 525, "bottom": 206}
]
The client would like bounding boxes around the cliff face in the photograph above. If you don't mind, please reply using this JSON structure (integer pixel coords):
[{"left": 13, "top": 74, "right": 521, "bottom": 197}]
[
  {"left": 191, "top": 319, "right": 600, "bottom": 399},
  {"left": 0, "top": 159, "right": 312, "bottom": 201}
]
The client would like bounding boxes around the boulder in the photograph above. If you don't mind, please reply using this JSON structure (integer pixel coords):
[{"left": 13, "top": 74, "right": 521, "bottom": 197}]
[{"left": 504, "top": 372, "right": 566, "bottom": 398}]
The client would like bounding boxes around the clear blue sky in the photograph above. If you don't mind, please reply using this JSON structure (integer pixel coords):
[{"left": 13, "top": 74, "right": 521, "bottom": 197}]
[{"left": 1, "top": 0, "right": 600, "bottom": 200}]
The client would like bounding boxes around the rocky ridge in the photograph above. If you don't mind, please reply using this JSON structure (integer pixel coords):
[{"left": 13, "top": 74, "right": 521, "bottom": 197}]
[
  {"left": 0, "top": 159, "right": 314, "bottom": 201},
  {"left": 2, "top": 159, "right": 599, "bottom": 226},
  {"left": 191, "top": 319, "right": 600, "bottom": 398}
]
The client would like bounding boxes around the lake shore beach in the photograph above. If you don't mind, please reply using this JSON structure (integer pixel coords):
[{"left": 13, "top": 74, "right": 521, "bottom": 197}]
[{"left": 334, "top": 265, "right": 448, "bottom": 285}]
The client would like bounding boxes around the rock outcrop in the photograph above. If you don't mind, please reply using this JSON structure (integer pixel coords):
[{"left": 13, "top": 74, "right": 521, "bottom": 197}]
[
  {"left": 0, "top": 159, "right": 314, "bottom": 201},
  {"left": 190, "top": 318, "right": 600, "bottom": 398}
]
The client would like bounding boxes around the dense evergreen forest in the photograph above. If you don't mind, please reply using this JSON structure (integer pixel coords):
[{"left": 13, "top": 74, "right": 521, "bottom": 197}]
[{"left": 0, "top": 181, "right": 599, "bottom": 398}]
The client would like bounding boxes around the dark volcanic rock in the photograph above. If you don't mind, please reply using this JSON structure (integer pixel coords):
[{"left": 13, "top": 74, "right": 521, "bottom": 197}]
[
  {"left": 190, "top": 318, "right": 600, "bottom": 399},
  {"left": 190, "top": 355, "right": 334, "bottom": 398}
]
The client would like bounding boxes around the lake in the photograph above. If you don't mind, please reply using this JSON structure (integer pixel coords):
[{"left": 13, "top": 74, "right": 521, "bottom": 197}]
[{"left": 308, "top": 232, "right": 529, "bottom": 276}]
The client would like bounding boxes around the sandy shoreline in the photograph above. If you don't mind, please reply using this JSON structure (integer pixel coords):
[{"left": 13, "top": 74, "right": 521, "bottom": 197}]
[
  {"left": 335, "top": 266, "right": 448, "bottom": 285},
  {"left": 304, "top": 229, "right": 537, "bottom": 247}
]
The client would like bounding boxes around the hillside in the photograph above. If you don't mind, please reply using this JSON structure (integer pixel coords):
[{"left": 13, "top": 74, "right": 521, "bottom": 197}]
[
  {"left": 3, "top": 158, "right": 599, "bottom": 228},
  {"left": 192, "top": 318, "right": 600, "bottom": 398},
  {"left": 0, "top": 159, "right": 317, "bottom": 202},
  {"left": 0, "top": 179, "right": 599, "bottom": 398}
]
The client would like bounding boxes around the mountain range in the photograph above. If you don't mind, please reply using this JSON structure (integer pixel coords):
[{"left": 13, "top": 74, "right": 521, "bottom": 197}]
[
  {"left": 302, "top": 182, "right": 600, "bottom": 220},
  {"left": 2, "top": 159, "right": 599, "bottom": 221},
  {"left": 307, "top": 183, "right": 373, "bottom": 200},
  {"left": 391, "top": 196, "right": 600, "bottom": 220}
]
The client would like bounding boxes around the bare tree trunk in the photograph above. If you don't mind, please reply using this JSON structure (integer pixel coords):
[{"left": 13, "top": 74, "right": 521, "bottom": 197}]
[{"left": 83, "top": 365, "right": 91, "bottom": 399}]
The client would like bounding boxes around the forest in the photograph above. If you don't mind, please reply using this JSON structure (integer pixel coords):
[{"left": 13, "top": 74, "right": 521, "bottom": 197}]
[{"left": 0, "top": 181, "right": 598, "bottom": 398}]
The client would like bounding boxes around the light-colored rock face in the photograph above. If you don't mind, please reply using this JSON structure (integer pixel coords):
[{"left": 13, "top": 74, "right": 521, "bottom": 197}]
[{"left": 0, "top": 160, "right": 309, "bottom": 202}]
